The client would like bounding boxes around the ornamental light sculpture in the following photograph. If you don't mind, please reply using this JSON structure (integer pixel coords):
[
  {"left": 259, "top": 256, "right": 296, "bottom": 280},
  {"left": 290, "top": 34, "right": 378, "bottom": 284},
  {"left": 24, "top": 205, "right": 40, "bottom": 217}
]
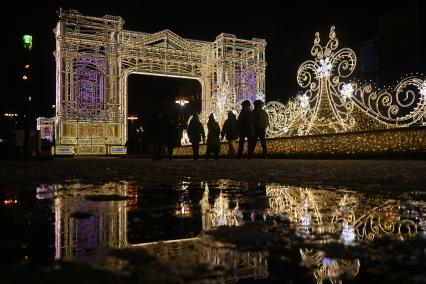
[{"left": 263, "top": 26, "right": 426, "bottom": 138}]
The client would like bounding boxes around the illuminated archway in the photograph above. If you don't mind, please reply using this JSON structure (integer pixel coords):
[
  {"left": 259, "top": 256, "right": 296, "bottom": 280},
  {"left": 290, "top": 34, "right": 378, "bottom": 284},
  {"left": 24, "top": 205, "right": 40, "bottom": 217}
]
[{"left": 52, "top": 9, "right": 266, "bottom": 155}]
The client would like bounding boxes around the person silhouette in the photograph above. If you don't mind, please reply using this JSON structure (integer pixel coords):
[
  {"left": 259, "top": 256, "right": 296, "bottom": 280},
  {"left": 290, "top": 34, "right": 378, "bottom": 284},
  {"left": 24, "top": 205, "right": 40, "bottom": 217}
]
[
  {"left": 237, "top": 100, "right": 255, "bottom": 159},
  {"left": 187, "top": 114, "right": 205, "bottom": 160}
]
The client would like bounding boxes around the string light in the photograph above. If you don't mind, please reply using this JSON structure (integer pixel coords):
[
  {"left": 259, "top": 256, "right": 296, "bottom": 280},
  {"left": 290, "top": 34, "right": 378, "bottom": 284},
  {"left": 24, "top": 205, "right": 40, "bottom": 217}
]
[{"left": 262, "top": 26, "right": 425, "bottom": 138}]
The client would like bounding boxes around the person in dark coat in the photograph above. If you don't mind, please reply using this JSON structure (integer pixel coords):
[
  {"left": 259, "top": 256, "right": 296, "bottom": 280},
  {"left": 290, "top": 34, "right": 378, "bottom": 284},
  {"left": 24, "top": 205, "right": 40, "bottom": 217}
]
[
  {"left": 150, "top": 111, "right": 166, "bottom": 160},
  {"left": 237, "top": 100, "right": 255, "bottom": 159},
  {"left": 252, "top": 100, "right": 269, "bottom": 157},
  {"left": 221, "top": 111, "right": 239, "bottom": 158},
  {"left": 187, "top": 114, "right": 205, "bottom": 160},
  {"left": 205, "top": 113, "right": 221, "bottom": 160},
  {"left": 165, "top": 119, "right": 180, "bottom": 160}
]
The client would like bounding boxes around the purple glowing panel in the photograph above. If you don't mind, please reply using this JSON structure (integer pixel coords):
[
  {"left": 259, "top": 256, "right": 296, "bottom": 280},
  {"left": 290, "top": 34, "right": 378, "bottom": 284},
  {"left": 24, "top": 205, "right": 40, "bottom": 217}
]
[
  {"left": 73, "top": 57, "right": 106, "bottom": 110},
  {"left": 236, "top": 69, "right": 257, "bottom": 103},
  {"left": 42, "top": 127, "right": 52, "bottom": 142}
]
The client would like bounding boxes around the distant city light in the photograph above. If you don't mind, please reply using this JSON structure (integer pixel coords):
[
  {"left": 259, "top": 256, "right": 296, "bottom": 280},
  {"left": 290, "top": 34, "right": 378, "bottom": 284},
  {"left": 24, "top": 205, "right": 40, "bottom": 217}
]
[
  {"left": 4, "top": 113, "right": 18, "bottom": 117},
  {"left": 23, "top": 35, "right": 32, "bottom": 50},
  {"left": 3, "top": 199, "right": 18, "bottom": 205},
  {"left": 22, "top": 75, "right": 28, "bottom": 80},
  {"left": 25, "top": 64, "right": 30, "bottom": 69}
]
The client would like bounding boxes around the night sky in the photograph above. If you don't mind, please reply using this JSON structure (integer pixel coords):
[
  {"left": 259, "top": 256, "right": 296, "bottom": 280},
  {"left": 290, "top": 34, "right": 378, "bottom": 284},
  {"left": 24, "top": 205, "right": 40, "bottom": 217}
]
[{"left": 1, "top": 0, "right": 424, "bottom": 120}]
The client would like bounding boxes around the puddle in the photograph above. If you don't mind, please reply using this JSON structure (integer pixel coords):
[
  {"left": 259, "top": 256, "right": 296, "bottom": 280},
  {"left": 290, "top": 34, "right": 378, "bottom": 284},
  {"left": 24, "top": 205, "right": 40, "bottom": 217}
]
[{"left": 1, "top": 180, "right": 425, "bottom": 283}]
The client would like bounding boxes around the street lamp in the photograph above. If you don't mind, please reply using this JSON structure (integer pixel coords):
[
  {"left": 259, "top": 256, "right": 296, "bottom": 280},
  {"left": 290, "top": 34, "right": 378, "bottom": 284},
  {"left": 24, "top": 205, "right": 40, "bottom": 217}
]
[
  {"left": 127, "top": 115, "right": 138, "bottom": 121},
  {"left": 175, "top": 98, "right": 189, "bottom": 127},
  {"left": 4, "top": 113, "right": 18, "bottom": 130},
  {"left": 175, "top": 98, "right": 189, "bottom": 106},
  {"left": 127, "top": 115, "right": 138, "bottom": 137}
]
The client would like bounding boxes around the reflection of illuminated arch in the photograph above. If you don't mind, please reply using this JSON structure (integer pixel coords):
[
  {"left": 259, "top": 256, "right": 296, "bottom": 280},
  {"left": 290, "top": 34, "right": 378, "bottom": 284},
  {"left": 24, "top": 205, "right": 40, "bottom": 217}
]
[
  {"left": 53, "top": 182, "right": 267, "bottom": 281},
  {"left": 132, "top": 237, "right": 269, "bottom": 281},
  {"left": 53, "top": 182, "right": 129, "bottom": 260}
]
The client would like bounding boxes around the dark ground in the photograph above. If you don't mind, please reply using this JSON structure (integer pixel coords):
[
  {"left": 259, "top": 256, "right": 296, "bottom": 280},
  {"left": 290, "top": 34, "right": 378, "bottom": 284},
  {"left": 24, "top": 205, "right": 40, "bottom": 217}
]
[{"left": 1, "top": 157, "right": 425, "bottom": 191}]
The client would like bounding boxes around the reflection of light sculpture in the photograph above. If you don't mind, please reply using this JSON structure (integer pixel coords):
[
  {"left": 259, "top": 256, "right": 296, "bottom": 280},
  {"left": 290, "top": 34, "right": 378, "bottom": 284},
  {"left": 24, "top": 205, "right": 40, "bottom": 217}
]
[
  {"left": 175, "top": 184, "right": 191, "bottom": 217},
  {"left": 175, "top": 200, "right": 191, "bottom": 216},
  {"left": 266, "top": 184, "right": 421, "bottom": 243},
  {"left": 265, "top": 184, "right": 425, "bottom": 283},
  {"left": 200, "top": 184, "right": 242, "bottom": 230},
  {"left": 341, "top": 224, "right": 356, "bottom": 245},
  {"left": 263, "top": 26, "right": 426, "bottom": 138},
  {"left": 266, "top": 185, "right": 322, "bottom": 233},
  {"left": 300, "top": 249, "right": 360, "bottom": 284}
]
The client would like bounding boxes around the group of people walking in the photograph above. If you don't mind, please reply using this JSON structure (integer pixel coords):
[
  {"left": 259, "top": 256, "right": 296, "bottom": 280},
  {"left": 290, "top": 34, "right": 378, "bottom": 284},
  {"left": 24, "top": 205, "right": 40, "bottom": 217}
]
[{"left": 187, "top": 99, "right": 269, "bottom": 160}]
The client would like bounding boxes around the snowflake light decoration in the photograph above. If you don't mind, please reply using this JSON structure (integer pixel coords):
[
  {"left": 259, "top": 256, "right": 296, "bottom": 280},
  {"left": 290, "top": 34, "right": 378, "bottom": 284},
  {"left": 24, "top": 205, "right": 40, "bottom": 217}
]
[
  {"left": 317, "top": 57, "right": 333, "bottom": 78},
  {"left": 420, "top": 81, "right": 426, "bottom": 99},
  {"left": 299, "top": 93, "right": 309, "bottom": 109},
  {"left": 341, "top": 83, "right": 354, "bottom": 101}
]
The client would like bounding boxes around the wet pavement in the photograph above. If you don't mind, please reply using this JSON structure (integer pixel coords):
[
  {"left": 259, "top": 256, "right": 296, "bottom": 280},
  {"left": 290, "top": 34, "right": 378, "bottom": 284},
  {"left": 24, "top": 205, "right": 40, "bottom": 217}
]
[{"left": 1, "top": 172, "right": 425, "bottom": 283}]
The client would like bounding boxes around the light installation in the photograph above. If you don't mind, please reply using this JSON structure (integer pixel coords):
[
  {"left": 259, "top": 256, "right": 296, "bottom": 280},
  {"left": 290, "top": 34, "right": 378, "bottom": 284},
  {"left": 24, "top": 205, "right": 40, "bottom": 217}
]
[
  {"left": 45, "top": 10, "right": 425, "bottom": 153},
  {"left": 264, "top": 26, "right": 426, "bottom": 138},
  {"left": 44, "top": 9, "right": 266, "bottom": 155}
]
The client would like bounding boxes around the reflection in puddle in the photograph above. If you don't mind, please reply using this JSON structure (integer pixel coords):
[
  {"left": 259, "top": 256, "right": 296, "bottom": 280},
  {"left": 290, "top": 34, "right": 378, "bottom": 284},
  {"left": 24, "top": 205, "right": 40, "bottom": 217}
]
[
  {"left": 200, "top": 184, "right": 243, "bottom": 230},
  {"left": 47, "top": 181, "right": 267, "bottom": 282},
  {"left": 132, "top": 238, "right": 269, "bottom": 282},
  {"left": 53, "top": 182, "right": 130, "bottom": 260},
  {"left": 300, "top": 249, "right": 360, "bottom": 284},
  {"left": 266, "top": 184, "right": 424, "bottom": 283},
  {"left": 265, "top": 185, "right": 421, "bottom": 243},
  {"left": 30, "top": 181, "right": 426, "bottom": 283}
]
